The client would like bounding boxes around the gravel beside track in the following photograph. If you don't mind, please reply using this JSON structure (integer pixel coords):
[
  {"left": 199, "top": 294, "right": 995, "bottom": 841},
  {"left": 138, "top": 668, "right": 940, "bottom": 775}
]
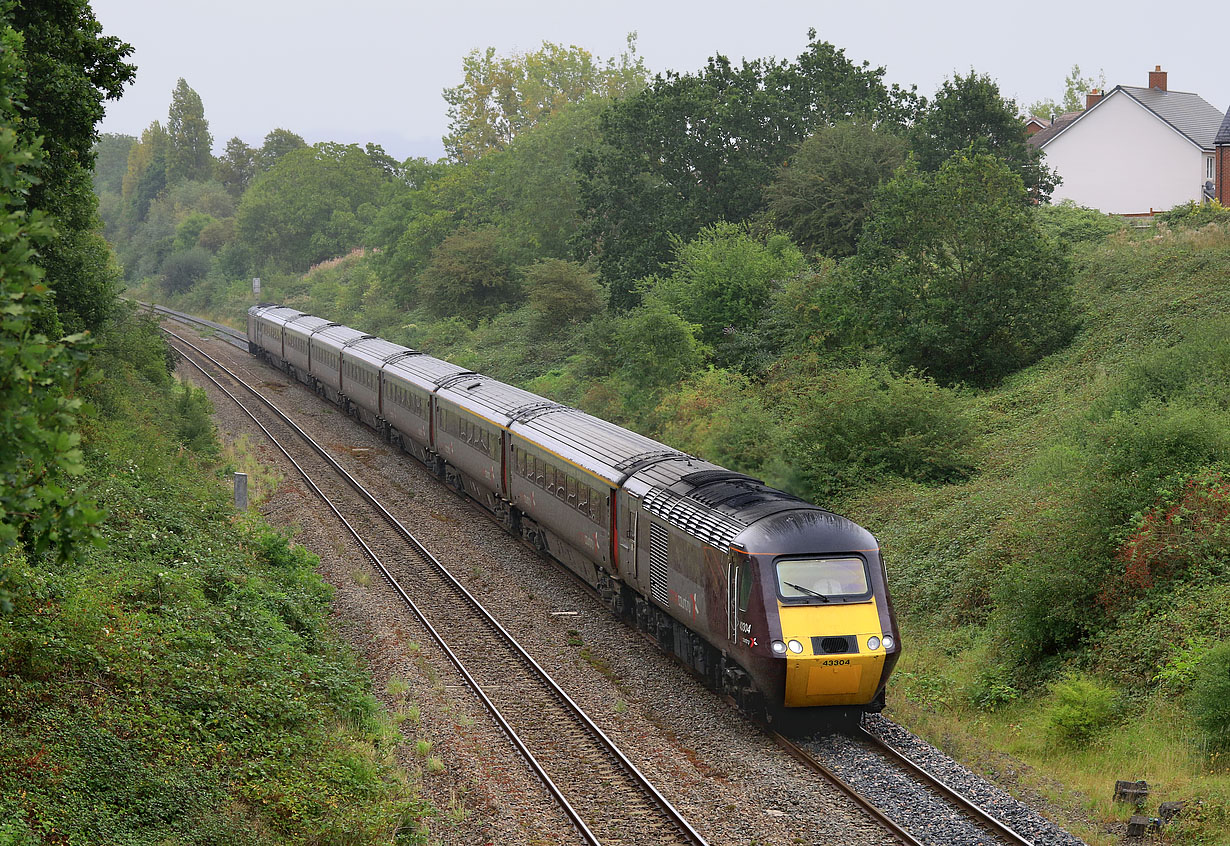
[{"left": 168, "top": 315, "right": 1091, "bottom": 846}]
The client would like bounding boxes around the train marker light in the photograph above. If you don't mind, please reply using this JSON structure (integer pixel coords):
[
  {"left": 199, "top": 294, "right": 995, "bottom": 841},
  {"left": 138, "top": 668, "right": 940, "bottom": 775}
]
[
  {"left": 771, "top": 640, "right": 787, "bottom": 655},
  {"left": 867, "top": 636, "right": 881, "bottom": 651},
  {"left": 882, "top": 635, "right": 895, "bottom": 650},
  {"left": 787, "top": 639, "right": 803, "bottom": 654}
]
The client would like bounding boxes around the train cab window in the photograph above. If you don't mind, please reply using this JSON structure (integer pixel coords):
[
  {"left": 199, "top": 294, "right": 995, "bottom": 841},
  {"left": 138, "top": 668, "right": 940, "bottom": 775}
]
[
  {"left": 737, "top": 565, "right": 753, "bottom": 612},
  {"left": 775, "top": 557, "right": 870, "bottom": 603}
]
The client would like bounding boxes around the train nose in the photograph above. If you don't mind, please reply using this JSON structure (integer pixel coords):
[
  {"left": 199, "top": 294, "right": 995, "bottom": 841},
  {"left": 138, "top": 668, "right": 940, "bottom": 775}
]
[{"left": 777, "top": 605, "right": 889, "bottom": 707}]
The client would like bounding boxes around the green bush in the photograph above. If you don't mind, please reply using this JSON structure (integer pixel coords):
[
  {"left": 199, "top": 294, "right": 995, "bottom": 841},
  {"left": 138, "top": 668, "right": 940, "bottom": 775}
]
[
  {"left": 1034, "top": 201, "right": 1127, "bottom": 246},
  {"left": 967, "top": 663, "right": 1021, "bottom": 712},
  {"left": 778, "top": 363, "right": 974, "bottom": 501},
  {"left": 1190, "top": 640, "right": 1230, "bottom": 748},
  {"left": 1158, "top": 200, "right": 1230, "bottom": 230},
  {"left": 1045, "top": 674, "right": 1121, "bottom": 744}
]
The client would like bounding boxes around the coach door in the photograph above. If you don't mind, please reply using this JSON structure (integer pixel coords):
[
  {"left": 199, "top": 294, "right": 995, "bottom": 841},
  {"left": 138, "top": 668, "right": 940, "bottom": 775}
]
[{"left": 727, "top": 555, "right": 738, "bottom": 644}]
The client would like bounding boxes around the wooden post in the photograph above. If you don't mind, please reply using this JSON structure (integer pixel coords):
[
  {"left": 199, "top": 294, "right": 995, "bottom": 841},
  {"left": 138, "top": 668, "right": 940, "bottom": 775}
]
[{"left": 234, "top": 472, "right": 248, "bottom": 510}]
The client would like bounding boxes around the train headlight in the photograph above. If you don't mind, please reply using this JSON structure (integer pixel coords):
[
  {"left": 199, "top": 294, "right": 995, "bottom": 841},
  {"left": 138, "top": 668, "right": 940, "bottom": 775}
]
[
  {"left": 883, "top": 635, "right": 896, "bottom": 651},
  {"left": 787, "top": 639, "right": 804, "bottom": 654},
  {"left": 867, "top": 635, "right": 881, "bottom": 651},
  {"left": 771, "top": 640, "right": 787, "bottom": 655}
]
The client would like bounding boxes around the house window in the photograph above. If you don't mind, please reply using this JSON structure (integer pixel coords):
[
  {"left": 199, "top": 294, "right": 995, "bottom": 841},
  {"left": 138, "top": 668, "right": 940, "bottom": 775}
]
[{"left": 1208, "top": 156, "right": 1216, "bottom": 181}]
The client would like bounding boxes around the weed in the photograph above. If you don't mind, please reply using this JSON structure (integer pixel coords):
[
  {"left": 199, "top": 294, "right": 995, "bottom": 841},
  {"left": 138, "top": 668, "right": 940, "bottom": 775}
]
[{"left": 424, "top": 757, "right": 445, "bottom": 774}]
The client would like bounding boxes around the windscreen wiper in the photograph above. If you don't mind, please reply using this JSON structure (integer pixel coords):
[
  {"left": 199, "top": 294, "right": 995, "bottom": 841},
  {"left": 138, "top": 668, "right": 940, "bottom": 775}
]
[{"left": 783, "top": 581, "right": 830, "bottom": 602}]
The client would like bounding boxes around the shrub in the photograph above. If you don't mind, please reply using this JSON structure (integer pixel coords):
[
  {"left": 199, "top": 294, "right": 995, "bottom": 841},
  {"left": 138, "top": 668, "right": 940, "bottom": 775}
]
[
  {"left": 1190, "top": 641, "right": 1230, "bottom": 748},
  {"left": 967, "top": 664, "right": 1021, "bottom": 712},
  {"left": 159, "top": 248, "right": 212, "bottom": 295},
  {"left": 1045, "top": 674, "right": 1121, "bottom": 744},
  {"left": 1159, "top": 200, "right": 1230, "bottom": 230},
  {"left": 778, "top": 363, "right": 974, "bottom": 501},
  {"left": 1034, "top": 200, "right": 1128, "bottom": 246}
]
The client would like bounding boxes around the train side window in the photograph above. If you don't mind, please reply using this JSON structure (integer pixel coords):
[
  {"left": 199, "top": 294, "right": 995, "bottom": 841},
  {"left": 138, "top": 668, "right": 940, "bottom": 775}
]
[
  {"left": 544, "top": 461, "right": 555, "bottom": 494},
  {"left": 489, "top": 433, "right": 500, "bottom": 460},
  {"left": 566, "top": 475, "right": 577, "bottom": 504},
  {"left": 737, "top": 565, "right": 753, "bottom": 612},
  {"left": 556, "top": 469, "right": 566, "bottom": 500}
]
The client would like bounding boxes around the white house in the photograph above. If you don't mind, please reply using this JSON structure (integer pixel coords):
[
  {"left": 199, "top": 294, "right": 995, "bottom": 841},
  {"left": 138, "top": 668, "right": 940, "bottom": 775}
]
[{"left": 1030, "top": 67, "right": 1227, "bottom": 215}]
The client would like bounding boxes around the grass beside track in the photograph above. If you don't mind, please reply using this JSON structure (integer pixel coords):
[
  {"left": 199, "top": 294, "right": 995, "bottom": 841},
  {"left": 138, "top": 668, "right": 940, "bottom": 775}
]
[{"left": 0, "top": 309, "right": 433, "bottom": 845}]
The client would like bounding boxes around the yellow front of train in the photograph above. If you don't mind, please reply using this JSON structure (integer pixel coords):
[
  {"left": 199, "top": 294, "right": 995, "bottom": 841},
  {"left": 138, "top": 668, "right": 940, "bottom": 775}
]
[{"left": 769, "top": 554, "right": 899, "bottom": 708}]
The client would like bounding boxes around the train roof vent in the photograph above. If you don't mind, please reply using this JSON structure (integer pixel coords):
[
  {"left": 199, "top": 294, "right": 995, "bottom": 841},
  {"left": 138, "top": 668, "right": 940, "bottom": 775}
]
[
  {"left": 614, "top": 449, "right": 689, "bottom": 476},
  {"left": 680, "top": 470, "right": 764, "bottom": 487},
  {"left": 435, "top": 371, "right": 482, "bottom": 389},
  {"left": 508, "top": 401, "right": 569, "bottom": 424},
  {"left": 641, "top": 486, "right": 743, "bottom": 549}
]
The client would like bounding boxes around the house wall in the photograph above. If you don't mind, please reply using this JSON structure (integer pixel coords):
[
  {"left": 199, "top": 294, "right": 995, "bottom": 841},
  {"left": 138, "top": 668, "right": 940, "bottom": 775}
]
[{"left": 1044, "top": 92, "right": 1205, "bottom": 214}]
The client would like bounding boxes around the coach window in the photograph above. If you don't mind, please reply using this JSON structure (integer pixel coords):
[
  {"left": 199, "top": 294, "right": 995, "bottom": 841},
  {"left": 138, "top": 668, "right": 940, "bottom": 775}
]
[
  {"left": 566, "top": 475, "right": 578, "bottom": 505},
  {"left": 544, "top": 462, "right": 556, "bottom": 495},
  {"left": 556, "top": 469, "right": 566, "bottom": 500}
]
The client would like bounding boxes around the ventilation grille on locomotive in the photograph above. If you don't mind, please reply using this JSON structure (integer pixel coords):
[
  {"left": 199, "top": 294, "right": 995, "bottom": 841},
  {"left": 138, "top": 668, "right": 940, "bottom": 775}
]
[
  {"left": 812, "top": 635, "right": 859, "bottom": 655},
  {"left": 648, "top": 522, "right": 670, "bottom": 606},
  {"left": 641, "top": 487, "right": 743, "bottom": 549}
]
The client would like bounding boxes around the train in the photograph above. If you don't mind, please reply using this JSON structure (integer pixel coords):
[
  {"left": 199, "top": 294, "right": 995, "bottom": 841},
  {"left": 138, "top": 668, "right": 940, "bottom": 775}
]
[{"left": 247, "top": 304, "right": 900, "bottom": 727}]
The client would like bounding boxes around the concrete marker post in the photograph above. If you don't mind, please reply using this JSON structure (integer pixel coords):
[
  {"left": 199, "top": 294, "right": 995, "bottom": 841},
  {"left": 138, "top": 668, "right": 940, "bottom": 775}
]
[{"left": 234, "top": 472, "right": 248, "bottom": 510}]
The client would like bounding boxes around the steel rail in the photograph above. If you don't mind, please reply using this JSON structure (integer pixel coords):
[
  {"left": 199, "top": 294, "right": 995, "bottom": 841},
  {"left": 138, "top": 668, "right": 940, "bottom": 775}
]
[
  {"left": 166, "top": 329, "right": 709, "bottom": 846},
  {"left": 858, "top": 728, "right": 1034, "bottom": 846},
  {"left": 769, "top": 731, "right": 927, "bottom": 846},
  {"left": 139, "top": 301, "right": 249, "bottom": 349}
]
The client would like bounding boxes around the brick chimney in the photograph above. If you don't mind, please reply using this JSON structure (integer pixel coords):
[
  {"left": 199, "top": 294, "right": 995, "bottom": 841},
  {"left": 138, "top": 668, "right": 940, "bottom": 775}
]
[
  {"left": 1085, "top": 89, "right": 1104, "bottom": 109},
  {"left": 1149, "top": 65, "right": 1167, "bottom": 91}
]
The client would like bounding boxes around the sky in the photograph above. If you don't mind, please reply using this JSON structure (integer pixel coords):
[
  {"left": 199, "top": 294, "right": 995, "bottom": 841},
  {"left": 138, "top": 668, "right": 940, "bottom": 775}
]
[{"left": 92, "top": 0, "right": 1230, "bottom": 162}]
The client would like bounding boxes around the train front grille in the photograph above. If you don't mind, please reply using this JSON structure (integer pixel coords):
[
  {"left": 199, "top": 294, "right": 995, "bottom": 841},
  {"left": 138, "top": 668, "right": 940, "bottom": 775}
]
[{"left": 812, "top": 635, "right": 859, "bottom": 655}]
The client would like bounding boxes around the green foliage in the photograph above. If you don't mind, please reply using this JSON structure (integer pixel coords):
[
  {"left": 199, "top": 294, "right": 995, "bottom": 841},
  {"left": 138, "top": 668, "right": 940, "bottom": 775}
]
[
  {"left": 651, "top": 221, "right": 809, "bottom": 354},
  {"left": 0, "top": 315, "right": 430, "bottom": 843},
  {"left": 91, "top": 133, "right": 135, "bottom": 196},
  {"left": 216, "top": 136, "right": 256, "bottom": 198},
  {"left": 1159, "top": 200, "right": 1230, "bottom": 229},
  {"left": 575, "top": 31, "right": 919, "bottom": 303},
  {"left": 0, "top": 61, "right": 102, "bottom": 593},
  {"left": 165, "top": 78, "right": 213, "bottom": 182},
  {"left": 1027, "top": 63, "right": 1106, "bottom": 119},
  {"left": 911, "top": 71, "right": 1056, "bottom": 199},
  {"left": 765, "top": 121, "right": 907, "bottom": 258},
  {"left": 774, "top": 363, "right": 974, "bottom": 501},
  {"left": 967, "top": 664, "right": 1020, "bottom": 712},
  {"left": 255, "top": 127, "right": 306, "bottom": 172},
  {"left": 160, "top": 248, "right": 212, "bottom": 295},
  {"left": 848, "top": 150, "right": 1076, "bottom": 386},
  {"left": 1044, "top": 674, "right": 1120, "bottom": 744},
  {"left": 236, "top": 142, "right": 386, "bottom": 270},
  {"left": 523, "top": 258, "right": 602, "bottom": 330},
  {"left": 443, "top": 33, "right": 648, "bottom": 161},
  {"left": 417, "top": 226, "right": 518, "bottom": 322},
  {"left": 1034, "top": 200, "right": 1127, "bottom": 246},
  {"left": 1190, "top": 641, "right": 1230, "bottom": 749},
  {"left": 4, "top": 0, "right": 134, "bottom": 334}
]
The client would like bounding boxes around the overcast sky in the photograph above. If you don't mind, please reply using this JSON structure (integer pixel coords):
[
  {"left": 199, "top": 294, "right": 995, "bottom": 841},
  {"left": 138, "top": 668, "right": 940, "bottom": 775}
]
[{"left": 92, "top": 0, "right": 1229, "bottom": 162}]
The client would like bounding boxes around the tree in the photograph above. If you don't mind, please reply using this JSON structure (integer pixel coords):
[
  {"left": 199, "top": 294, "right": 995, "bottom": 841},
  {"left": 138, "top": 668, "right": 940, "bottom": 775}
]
[
  {"left": 417, "top": 227, "right": 518, "bottom": 321},
  {"left": 92, "top": 132, "right": 135, "bottom": 195},
  {"left": 166, "top": 78, "right": 213, "bottom": 182},
  {"left": 1027, "top": 64, "right": 1106, "bottom": 118},
  {"left": 0, "top": 19, "right": 102, "bottom": 605},
  {"left": 652, "top": 221, "right": 809, "bottom": 349},
  {"left": 256, "top": 128, "right": 306, "bottom": 172},
  {"left": 847, "top": 150, "right": 1076, "bottom": 386},
  {"left": 524, "top": 258, "right": 603, "bottom": 330},
  {"left": 765, "top": 121, "right": 907, "bottom": 258},
  {"left": 443, "top": 33, "right": 648, "bottom": 162},
  {"left": 911, "top": 71, "right": 1057, "bottom": 200},
  {"left": 121, "top": 120, "right": 169, "bottom": 221},
  {"left": 236, "top": 142, "right": 386, "bottom": 269},
  {"left": 574, "top": 32, "right": 919, "bottom": 305},
  {"left": 5, "top": 0, "right": 134, "bottom": 334},
  {"left": 216, "top": 136, "right": 255, "bottom": 197}
]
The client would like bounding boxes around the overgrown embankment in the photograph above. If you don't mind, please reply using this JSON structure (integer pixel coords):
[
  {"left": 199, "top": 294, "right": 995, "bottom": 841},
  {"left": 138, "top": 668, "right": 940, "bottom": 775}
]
[{"left": 0, "top": 311, "right": 430, "bottom": 845}]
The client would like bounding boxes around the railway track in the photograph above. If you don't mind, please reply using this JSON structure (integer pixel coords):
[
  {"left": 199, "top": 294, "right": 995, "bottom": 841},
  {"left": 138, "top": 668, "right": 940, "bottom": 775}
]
[
  {"left": 781, "top": 728, "right": 1038, "bottom": 846},
  {"left": 164, "top": 328, "right": 708, "bottom": 846},
  {"left": 161, "top": 310, "right": 1052, "bottom": 846}
]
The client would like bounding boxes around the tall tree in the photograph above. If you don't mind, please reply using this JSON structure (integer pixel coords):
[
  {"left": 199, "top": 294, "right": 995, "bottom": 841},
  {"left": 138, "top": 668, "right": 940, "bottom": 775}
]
[
  {"left": 443, "top": 33, "right": 648, "bottom": 162},
  {"left": 216, "top": 136, "right": 255, "bottom": 197},
  {"left": 574, "top": 32, "right": 918, "bottom": 305},
  {"left": 166, "top": 78, "right": 213, "bottom": 181},
  {"left": 846, "top": 150, "right": 1075, "bottom": 387},
  {"left": 121, "top": 120, "right": 169, "bottom": 222},
  {"left": 5, "top": 0, "right": 135, "bottom": 334},
  {"left": 910, "top": 71, "right": 1056, "bottom": 199}
]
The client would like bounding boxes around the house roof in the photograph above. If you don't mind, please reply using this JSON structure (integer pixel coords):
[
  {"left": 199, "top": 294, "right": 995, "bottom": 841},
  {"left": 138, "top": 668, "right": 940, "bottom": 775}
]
[
  {"left": 1216, "top": 106, "right": 1230, "bottom": 146},
  {"left": 1036, "top": 85, "right": 1224, "bottom": 151},
  {"left": 1027, "top": 111, "right": 1081, "bottom": 148}
]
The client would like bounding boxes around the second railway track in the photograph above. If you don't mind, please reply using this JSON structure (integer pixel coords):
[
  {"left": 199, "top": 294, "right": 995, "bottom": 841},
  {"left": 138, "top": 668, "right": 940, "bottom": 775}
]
[{"left": 165, "top": 328, "right": 708, "bottom": 846}]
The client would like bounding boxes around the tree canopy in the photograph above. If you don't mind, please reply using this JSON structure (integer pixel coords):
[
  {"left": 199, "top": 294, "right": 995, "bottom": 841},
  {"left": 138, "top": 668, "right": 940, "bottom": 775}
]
[
  {"left": 1028, "top": 63, "right": 1105, "bottom": 118},
  {"left": 166, "top": 78, "right": 213, "bottom": 182},
  {"left": 765, "top": 121, "right": 907, "bottom": 258},
  {"left": 443, "top": 34, "right": 648, "bottom": 162},
  {"left": 911, "top": 71, "right": 1057, "bottom": 200},
  {"left": 574, "top": 32, "right": 919, "bottom": 305},
  {"left": 846, "top": 150, "right": 1075, "bottom": 386}
]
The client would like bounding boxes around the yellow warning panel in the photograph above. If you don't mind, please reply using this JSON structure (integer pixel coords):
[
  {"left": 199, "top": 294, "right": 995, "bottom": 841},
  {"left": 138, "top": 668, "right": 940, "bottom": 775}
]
[{"left": 806, "top": 661, "right": 863, "bottom": 696}]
